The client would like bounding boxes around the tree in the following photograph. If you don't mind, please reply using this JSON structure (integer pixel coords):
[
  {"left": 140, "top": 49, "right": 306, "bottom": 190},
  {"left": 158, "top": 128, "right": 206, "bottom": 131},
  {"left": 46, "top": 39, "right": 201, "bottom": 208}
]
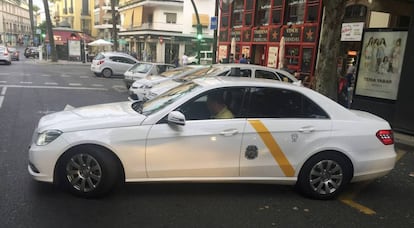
[
  {"left": 43, "top": 0, "right": 58, "bottom": 62},
  {"left": 28, "top": 0, "right": 35, "bottom": 45},
  {"left": 314, "top": 0, "right": 347, "bottom": 100},
  {"left": 111, "top": 0, "right": 118, "bottom": 51}
]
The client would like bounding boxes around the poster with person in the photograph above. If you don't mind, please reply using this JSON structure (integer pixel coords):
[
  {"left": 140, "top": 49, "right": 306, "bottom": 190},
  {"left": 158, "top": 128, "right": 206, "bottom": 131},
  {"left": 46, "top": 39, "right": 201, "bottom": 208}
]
[{"left": 355, "top": 29, "right": 407, "bottom": 100}]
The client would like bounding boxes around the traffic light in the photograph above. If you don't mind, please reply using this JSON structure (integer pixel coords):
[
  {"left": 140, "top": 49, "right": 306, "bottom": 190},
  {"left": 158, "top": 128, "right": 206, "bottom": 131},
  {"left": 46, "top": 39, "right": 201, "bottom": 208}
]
[{"left": 196, "top": 24, "right": 202, "bottom": 40}]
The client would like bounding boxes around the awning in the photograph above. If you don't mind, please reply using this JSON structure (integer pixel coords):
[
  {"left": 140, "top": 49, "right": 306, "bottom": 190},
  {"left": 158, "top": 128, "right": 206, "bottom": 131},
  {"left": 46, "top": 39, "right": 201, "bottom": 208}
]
[{"left": 45, "top": 29, "right": 94, "bottom": 45}]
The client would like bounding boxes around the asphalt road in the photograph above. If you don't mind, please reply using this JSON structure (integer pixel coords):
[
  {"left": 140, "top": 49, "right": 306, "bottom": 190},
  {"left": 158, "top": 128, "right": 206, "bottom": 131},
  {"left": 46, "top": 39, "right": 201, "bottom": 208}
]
[{"left": 0, "top": 58, "right": 413, "bottom": 228}]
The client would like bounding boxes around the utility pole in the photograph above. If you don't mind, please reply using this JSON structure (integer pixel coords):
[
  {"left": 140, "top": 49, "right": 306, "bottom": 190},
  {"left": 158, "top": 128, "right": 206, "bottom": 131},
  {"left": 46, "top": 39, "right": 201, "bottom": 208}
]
[{"left": 111, "top": 0, "right": 118, "bottom": 51}]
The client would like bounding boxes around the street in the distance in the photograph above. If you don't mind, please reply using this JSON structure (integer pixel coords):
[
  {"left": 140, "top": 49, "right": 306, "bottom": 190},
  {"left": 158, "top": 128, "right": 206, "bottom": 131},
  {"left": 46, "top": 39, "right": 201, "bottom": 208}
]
[{"left": 0, "top": 58, "right": 413, "bottom": 227}]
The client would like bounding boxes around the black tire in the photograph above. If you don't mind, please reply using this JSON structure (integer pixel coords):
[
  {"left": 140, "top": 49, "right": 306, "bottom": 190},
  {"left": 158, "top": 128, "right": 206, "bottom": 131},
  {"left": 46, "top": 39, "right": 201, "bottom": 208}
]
[
  {"left": 102, "top": 68, "right": 112, "bottom": 78},
  {"left": 297, "top": 152, "right": 353, "bottom": 200},
  {"left": 56, "top": 145, "right": 122, "bottom": 198}
]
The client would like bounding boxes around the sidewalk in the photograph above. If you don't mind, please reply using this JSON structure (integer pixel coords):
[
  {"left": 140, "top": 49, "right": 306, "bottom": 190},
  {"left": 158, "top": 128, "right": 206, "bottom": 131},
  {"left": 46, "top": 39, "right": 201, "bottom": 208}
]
[{"left": 30, "top": 58, "right": 91, "bottom": 66}]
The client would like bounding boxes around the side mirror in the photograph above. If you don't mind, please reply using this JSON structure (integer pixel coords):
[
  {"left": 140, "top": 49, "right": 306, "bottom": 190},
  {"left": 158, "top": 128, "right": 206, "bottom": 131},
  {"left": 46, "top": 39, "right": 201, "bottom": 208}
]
[{"left": 168, "top": 111, "right": 186, "bottom": 126}]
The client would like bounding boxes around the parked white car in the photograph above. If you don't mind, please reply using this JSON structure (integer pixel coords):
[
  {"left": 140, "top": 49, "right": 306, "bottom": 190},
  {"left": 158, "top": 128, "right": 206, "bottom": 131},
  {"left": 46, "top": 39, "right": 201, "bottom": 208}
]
[
  {"left": 28, "top": 77, "right": 396, "bottom": 199},
  {"left": 123, "top": 62, "right": 176, "bottom": 89},
  {"left": 141, "top": 64, "right": 301, "bottom": 101},
  {"left": 128, "top": 65, "right": 209, "bottom": 101}
]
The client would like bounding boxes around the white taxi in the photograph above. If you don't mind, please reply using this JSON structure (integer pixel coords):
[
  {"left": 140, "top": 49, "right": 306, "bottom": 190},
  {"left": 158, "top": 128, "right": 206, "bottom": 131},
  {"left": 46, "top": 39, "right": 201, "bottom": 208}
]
[{"left": 28, "top": 77, "right": 396, "bottom": 199}]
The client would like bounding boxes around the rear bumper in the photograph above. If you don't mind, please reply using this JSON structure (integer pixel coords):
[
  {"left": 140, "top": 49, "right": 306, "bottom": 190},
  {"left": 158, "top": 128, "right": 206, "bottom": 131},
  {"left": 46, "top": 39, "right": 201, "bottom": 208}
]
[{"left": 352, "top": 150, "right": 396, "bottom": 182}]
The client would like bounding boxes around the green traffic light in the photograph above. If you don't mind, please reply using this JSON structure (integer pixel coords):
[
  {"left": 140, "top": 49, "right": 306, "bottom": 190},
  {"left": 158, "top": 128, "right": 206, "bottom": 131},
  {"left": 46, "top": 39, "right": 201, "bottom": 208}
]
[
  {"left": 41, "top": 34, "right": 46, "bottom": 38},
  {"left": 197, "top": 34, "right": 203, "bottom": 40}
]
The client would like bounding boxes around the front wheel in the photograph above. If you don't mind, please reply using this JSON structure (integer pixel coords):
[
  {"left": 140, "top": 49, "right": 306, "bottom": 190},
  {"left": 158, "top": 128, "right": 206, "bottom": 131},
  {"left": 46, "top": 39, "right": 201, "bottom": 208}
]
[
  {"left": 297, "top": 152, "right": 352, "bottom": 200},
  {"left": 56, "top": 146, "right": 122, "bottom": 198}
]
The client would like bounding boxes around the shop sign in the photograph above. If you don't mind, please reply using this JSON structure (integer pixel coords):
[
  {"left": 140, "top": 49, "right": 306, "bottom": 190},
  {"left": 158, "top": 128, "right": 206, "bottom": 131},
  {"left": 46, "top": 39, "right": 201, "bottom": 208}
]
[
  {"left": 253, "top": 29, "right": 268, "bottom": 42},
  {"left": 341, "top": 22, "right": 364, "bottom": 41},
  {"left": 283, "top": 27, "right": 301, "bottom": 42}
]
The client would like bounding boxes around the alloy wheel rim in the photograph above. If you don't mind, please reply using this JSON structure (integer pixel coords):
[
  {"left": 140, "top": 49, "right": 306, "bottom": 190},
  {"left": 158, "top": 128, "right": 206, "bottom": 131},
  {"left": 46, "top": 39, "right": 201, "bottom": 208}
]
[
  {"left": 309, "top": 160, "right": 343, "bottom": 195},
  {"left": 66, "top": 153, "right": 102, "bottom": 192}
]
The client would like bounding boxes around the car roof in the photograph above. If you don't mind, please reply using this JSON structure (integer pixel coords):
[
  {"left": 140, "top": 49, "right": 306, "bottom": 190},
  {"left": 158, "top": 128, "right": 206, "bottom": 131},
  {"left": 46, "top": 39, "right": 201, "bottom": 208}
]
[
  {"left": 135, "top": 61, "right": 175, "bottom": 66},
  {"left": 100, "top": 52, "right": 135, "bottom": 58}
]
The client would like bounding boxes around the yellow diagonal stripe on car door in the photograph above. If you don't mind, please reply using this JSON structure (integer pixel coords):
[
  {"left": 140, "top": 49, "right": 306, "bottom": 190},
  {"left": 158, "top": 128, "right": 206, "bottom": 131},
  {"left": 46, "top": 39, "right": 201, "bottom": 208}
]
[{"left": 248, "top": 120, "right": 295, "bottom": 177}]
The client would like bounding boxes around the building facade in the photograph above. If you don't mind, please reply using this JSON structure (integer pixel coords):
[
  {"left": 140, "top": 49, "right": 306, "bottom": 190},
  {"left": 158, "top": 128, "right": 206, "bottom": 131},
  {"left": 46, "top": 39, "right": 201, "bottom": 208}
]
[
  {"left": 53, "top": 0, "right": 96, "bottom": 37},
  {"left": 218, "top": 0, "right": 323, "bottom": 79},
  {"left": 118, "top": 0, "right": 215, "bottom": 63},
  {"left": 0, "top": 0, "right": 31, "bottom": 46},
  {"left": 93, "top": 0, "right": 120, "bottom": 41}
]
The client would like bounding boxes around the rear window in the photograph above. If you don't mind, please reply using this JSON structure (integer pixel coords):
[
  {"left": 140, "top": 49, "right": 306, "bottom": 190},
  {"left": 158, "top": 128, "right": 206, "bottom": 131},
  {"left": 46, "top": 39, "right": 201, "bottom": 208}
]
[
  {"left": 94, "top": 53, "right": 105, "bottom": 60},
  {"left": 0, "top": 47, "right": 5, "bottom": 52}
]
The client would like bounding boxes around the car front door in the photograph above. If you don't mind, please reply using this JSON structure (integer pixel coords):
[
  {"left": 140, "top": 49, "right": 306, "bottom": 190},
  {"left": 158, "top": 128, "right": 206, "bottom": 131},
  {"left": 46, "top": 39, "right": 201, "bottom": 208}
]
[
  {"left": 239, "top": 87, "right": 332, "bottom": 178},
  {"left": 146, "top": 87, "right": 247, "bottom": 178}
]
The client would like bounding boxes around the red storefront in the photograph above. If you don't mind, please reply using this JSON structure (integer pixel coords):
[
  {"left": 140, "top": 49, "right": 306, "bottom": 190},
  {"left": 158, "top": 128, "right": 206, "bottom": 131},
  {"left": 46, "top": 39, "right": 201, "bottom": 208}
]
[{"left": 218, "top": 0, "right": 323, "bottom": 84}]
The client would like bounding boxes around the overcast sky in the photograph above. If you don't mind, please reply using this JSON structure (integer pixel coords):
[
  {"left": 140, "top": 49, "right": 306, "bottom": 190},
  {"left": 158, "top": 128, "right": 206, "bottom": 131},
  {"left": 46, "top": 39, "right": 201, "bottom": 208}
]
[{"left": 32, "top": 0, "right": 44, "bottom": 8}]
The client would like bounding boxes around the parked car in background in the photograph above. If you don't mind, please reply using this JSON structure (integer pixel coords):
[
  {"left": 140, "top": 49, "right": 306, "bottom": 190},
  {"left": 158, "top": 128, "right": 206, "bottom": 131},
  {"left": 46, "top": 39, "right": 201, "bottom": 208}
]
[
  {"left": 187, "top": 51, "right": 213, "bottom": 65},
  {"left": 123, "top": 62, "right": 176, "bottom": 89},
  {"left": 28, "top": 77, "right": 396, "bottom": 199},
  {"left": 129, "top": 65, "right": 208, "bottom": 100},
  {"left": 91, "top": 52, "right": 138, "bottom": 78},
  {"left": 138, "top": 64, "right": 301, "bottom": 101},
  {"left": 0, "top": 46, "right": 12, "bottom": 65},
  {"left": 8, "top": 47, "right": 19, "bottom": 61},
  {"left": 24, "top": 47, "right": 39, "bottom": 58}
]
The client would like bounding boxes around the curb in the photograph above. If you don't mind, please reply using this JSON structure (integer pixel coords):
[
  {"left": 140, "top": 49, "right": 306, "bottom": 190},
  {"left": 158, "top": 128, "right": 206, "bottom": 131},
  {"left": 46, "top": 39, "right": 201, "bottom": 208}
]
[
  {"left": 394, "top": 132, "right": 414, "bottom": 148},
  {"left": 29, "top": 60, "right": 91, "bottom": 66}
]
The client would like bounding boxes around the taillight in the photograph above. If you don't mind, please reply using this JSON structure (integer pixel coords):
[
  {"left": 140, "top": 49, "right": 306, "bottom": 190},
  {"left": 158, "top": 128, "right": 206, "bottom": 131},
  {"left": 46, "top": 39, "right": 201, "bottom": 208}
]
[
  {"left": 376, "top": 130, "right": 394, "bottom": 145},
  {"left": 4, "top": 50, "right": 8, "bottom": 56},
  {"left": 98, "top": 60, "right": 104, "bottom": 65}
]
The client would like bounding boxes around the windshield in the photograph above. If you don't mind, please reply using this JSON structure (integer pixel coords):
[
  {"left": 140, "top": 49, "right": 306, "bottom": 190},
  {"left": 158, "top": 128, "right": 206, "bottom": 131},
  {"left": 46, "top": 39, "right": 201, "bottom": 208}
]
[
  {"left": 140, "top": 81, "right": 201, "bottom": 116},
  {"left": 174, "top": 66, "right": 226, "bottom": 82},
  {"left": 129, "top": 63, "right": 152, "bottom": 73}
]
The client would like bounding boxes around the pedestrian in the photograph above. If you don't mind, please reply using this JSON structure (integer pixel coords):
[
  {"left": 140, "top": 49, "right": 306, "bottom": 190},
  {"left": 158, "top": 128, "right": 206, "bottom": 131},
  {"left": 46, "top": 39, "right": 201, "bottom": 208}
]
[
  {"left": 239, "top": 54, "right": 248, "bottom": 64},
  {"left": 182, "top": 53, "right": 188, "bottom": 65}
]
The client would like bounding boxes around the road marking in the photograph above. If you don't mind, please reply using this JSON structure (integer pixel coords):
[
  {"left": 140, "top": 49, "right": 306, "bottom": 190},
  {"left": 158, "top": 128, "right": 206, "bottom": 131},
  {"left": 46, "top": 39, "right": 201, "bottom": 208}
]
[
  {"left": 69, "top": 83, "right": 82, "bottom": 86},
  {"left": 1, "top": 86, "right": 6, "bottom": 95},
  {"left": 44, "top": 82, "right": 58, "bottom": 85},
  {"left": 339, "top": 150, "right": 406, "bottom": 215},
  {"left": 80, "top": 76, "right": 89, "bottom": 79},
  {"left": 91, "top": 84, "right": 104, "bottom": 87},
  {"left": 0, "top": 81, "right": 7, "bottom": 84},
  {"left": 40, "top": 74, "right": 51, "bottom": 77},
  {"left": 2, "top": 85, "right": 107, "bottom": 91},
  {"left": 20, "top": 81, "right": 33, "bottom": 84},
  {"left": 112, "top": 85, "right": 128, "bottom": 92},
  {"left": 248, "top": 119, "right": 295, "bottom": 177},
  {"left": 0, "top": 86, "right": 6, "bottom": 108}
]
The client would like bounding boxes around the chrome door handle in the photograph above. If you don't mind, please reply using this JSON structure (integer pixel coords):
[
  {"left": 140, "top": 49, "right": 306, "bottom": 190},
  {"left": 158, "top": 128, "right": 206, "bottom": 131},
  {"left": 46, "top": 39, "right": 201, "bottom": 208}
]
[
  {"left": 298, "top": 126, "right": 315, "bottom": 133},
  {"left": 220, "top": 129, "right": 239, "bottom": 136}
]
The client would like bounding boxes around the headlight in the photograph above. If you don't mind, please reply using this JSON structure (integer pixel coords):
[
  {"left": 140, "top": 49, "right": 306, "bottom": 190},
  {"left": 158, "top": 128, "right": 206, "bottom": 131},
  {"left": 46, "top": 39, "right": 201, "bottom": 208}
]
[
  {"left": 36, "top": 130, "right": 63, "bottom": 146},
  {"left": 143, "top": 84, "right": 153, "bottom": 89}
]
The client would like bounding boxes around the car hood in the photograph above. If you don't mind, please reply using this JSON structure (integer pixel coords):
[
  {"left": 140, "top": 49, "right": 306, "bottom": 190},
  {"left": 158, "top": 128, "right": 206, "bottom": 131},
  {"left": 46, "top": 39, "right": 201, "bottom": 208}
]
[
  {"left": 132, "top": 76, "right": 167, "bottom": 87},
  {"left": 37, "top": 102, "right": 146, "bottom": 132}
]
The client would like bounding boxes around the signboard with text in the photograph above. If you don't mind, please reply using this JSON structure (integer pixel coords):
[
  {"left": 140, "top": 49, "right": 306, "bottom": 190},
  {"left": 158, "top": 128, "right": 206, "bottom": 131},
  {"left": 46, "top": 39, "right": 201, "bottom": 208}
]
[
  {"left": 341, "top": 22, "right": 364, "bottom": 41},
  {"left": 355, "top": 29, "right": 408, "bottom": 100}
]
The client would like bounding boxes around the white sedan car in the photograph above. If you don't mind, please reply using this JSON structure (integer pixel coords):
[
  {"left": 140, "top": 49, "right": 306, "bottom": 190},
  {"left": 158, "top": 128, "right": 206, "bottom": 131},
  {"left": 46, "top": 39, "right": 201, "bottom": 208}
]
[
  {"left": 28, "top": 77, "right": 396, "bottom": 199},
  {"left": 141, "top": 64, "right": 301, "bottom": 101},
  {"left": 129, "top": 65, "right": 208, "bottom": 101}
]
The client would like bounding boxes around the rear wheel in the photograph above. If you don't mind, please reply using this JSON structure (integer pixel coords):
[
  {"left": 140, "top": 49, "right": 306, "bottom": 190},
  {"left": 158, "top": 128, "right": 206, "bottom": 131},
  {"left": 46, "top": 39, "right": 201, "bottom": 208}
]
[
  {"left": 56, "top": 146, "right": 122, "bottom": 198},
  {"left": 297, "top": 152, "right": 352, "bottom": 200},
  {"left": 102, "top": 68, "right": 112, "bottom": 78}
]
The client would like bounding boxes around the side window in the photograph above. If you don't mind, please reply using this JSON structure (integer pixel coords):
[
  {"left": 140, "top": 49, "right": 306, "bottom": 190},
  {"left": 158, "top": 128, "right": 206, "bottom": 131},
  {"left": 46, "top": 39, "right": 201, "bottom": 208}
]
[
  {"left": 157, "top": 65, "right": 167, "bottom": 74},
  {"left": 276, "top": 71, "right": 294, "bottom": 83},
  {"left": 255, "top": 70, "right": 279, "bottom": 80},
  {"left": 109, "top": 56, "right": 118, "bottom": 62},
  {"left": 118, "top": 57, "right": 129, "bottom": 64},
  {"left": 244, "top": 87, "right": 329, "bottom": 118},
  {"left": 175, "top": 88, "right": 246, "bottom": 120}
]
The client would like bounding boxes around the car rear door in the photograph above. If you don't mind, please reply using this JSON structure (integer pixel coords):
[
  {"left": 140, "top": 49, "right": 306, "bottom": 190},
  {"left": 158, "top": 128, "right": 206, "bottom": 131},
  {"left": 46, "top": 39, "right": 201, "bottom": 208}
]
[
  {"left": 239, "top": 87, "right": 332, "bottom": 178},
  {"left": 146, "top": 87, "right": 247, "bottom": 178}
]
